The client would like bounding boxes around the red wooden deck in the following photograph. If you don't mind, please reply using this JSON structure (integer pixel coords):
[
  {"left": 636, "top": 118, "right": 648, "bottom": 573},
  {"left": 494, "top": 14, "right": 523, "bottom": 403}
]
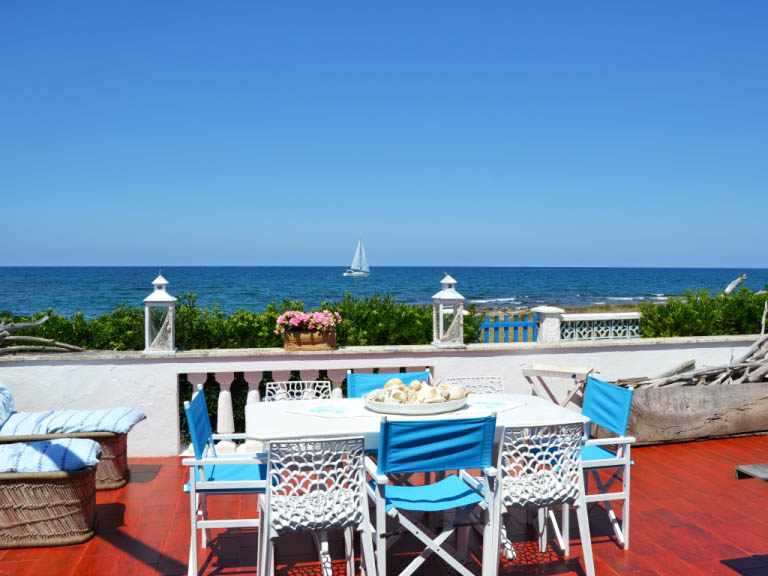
[{"left": 2, "top": 435, "right": 768, "bottom": 576}]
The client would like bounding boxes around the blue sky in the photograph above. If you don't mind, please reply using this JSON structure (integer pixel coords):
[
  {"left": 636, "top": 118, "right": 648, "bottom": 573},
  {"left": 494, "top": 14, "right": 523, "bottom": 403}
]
[{"left": 2, "top": 2, "right": 766, "bottom": 267}]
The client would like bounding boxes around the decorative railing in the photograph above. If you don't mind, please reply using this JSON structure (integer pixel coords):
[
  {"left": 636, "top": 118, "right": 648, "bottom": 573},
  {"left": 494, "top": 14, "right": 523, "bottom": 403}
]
[
  {"left": 560, "top": 312, "right": 641, "bottom": 341},
  {"left": 479, "top": 313, "right": 538, "bottom": 343},
  {"left": 180, "top": 365, "right": 430, "bottom": 454}
]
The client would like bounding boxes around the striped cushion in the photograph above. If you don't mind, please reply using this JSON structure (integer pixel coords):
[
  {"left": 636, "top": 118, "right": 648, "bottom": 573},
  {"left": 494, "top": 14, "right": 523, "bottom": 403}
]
[
  {"left": 0, "top": 382, "right": 13, "bottom": 428},
  {"left": 0, "top": 407, "right": 146, "bottom": 436},
  {"left": 0, "top": 438, "right": 101, "bottom": 473}
]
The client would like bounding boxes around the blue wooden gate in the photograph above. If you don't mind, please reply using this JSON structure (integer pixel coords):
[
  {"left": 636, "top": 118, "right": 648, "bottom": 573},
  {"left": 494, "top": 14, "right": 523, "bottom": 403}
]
[{"left": 479, "top": 313, "right": 538, "bottom": 343}]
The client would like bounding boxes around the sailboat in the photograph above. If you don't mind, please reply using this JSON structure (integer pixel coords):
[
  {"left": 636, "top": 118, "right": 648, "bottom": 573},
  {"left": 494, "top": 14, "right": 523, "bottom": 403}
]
[{"left": 344, "top": 239, "right": 370, "bottom": 277}]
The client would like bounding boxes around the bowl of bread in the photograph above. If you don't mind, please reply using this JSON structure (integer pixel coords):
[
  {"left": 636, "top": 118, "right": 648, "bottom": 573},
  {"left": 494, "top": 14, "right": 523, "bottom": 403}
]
[{"left": 362, "top": 377, "right": 469, "bottom": 415}]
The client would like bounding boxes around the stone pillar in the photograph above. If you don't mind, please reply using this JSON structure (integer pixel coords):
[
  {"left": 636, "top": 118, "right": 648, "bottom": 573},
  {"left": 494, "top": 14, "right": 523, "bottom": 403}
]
[
  {"left": 531, "top": 306, "right": 565, "bottom": 343},
  {"left": 271, "top": 370, "right": 291, "bottom": 382},
  {"left": 300, "top": 369, "right": 320, "bottom": 382},
  {"left": 215, "top": 372, "right": 237, "bottom": 454},
  {"left": 239, "top": 371, "right": 264, "bottom": 454},
  {"left": 327, "top": 369, "right": 347, "bottom": 399}
]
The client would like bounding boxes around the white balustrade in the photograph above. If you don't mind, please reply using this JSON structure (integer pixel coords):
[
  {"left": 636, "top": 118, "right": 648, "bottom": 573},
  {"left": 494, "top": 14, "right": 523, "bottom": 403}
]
[
  {"left": 326, "top": 369, "right": 347, "bottom": 399},
  {"left": 214, "top": 372, "right": 237, "bottom": 454},
  {"left": 560, "top": 313, "right": 641, "bottom": 341},
  {"left": 239, "top": 371, "right": 264, "bottom": 453}
]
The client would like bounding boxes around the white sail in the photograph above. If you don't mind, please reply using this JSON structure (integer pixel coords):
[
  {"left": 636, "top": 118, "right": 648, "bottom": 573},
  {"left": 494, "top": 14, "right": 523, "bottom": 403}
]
[
  {"left": 350, "top": 240, "right": 363, "bottom": 270},
  {"left": 359, "top": 242, "right": 369, "bottom": 272}
]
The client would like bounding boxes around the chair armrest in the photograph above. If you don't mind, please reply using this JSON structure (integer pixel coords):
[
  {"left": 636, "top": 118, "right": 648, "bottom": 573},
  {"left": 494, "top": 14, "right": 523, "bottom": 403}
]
[
  {"left": 365, "top": 455, "right": 388, "bottom": 484},
  {"left": 182, "top": 456, "right": 266, "bottom": 467},
  {"left": 459, "top": 469, "right": 483, "bottom": 492},
  {"left": 484, "top": 466, "right": 498, "bottom": 478},
  {"left": 212, "top": 433, "right": 248, "bottom": 441},
  {"left": 585, "top": 436, "right": 635, "bottom": 446}
]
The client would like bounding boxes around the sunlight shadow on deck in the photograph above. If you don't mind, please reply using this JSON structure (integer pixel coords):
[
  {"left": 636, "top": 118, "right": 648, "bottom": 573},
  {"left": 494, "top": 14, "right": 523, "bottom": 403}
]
[
  {"left": 95, "top": 503, "right": 188, "bottom": 574},
  {"left": 721, "top": 554, "right": 768, "bottom": 575}
]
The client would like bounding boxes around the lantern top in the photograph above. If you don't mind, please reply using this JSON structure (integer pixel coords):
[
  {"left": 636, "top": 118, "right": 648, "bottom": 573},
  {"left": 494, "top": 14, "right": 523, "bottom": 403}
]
[
  {"left": 432, "top": 273, "right": 464, "bottom": 302},
  {"left": 144, "top": 271, "right": 176, "bottom": 304}
]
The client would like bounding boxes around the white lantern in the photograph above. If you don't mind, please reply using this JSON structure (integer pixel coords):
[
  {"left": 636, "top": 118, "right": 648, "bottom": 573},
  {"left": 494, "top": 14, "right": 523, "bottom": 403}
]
[
  {"left": 432, "top": 273, "right": 466, "bottom": 348},
  {"left": 143, "top": 271, "right": 176, "bottom": 354}
]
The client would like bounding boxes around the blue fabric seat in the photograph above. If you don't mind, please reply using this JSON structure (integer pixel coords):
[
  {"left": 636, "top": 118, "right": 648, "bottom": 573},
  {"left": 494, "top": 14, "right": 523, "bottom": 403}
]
[
  {"left": 582, "top": 444, "right": 634, "bottom": 466},
  {"left": 185, "top": 462, "right": 268, "bottom": 493},
  {"left": 382, "top": 474, "right": 484, "bottom": 513}
]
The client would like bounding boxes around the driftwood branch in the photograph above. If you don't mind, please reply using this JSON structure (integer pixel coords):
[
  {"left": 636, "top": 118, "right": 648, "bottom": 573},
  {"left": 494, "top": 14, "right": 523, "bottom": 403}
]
[
  {"left": 621, "top": 336, "right": 768, "bottom": 389},
  {"left": 724, "top": 274, "right": 747, "bottom": 294},
  {"left": 1, "top": 336, "right": 82, "bottom": 352},
  {"left": 0, "top": 314, "right": 83, "bottom": 355},
  {"left": 0, "top": 345, "right": 82, "bottom": 356},
  {"left": 0, "top": 316, "right": 50, "bottom": 333}
]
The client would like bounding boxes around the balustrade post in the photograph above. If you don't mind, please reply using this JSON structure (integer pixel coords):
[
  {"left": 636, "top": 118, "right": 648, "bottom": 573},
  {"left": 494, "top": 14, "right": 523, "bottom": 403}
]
[
  {"left": 271, "top": 370, "right": 291, "bottom": 383},
  {"left": 300, "top": 369, "right": 320, "bottom": 382},
  {"left": 215, "top": 372, "right": 237, "bottom": 454},
  {"left": 239, "top": 371, "right": 263, "bottom": 454},
  {"left": 327, "top": 369, "right": 347, "bottom": 399},
  {"left": 531, "top": 306, "right": 564, "bottom": 343}
]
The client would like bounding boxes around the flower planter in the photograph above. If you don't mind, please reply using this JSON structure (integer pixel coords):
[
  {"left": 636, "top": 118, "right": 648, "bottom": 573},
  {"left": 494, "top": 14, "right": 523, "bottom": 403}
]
[{"left": 283, "top": 331, "right": 336, "bottom": 352}]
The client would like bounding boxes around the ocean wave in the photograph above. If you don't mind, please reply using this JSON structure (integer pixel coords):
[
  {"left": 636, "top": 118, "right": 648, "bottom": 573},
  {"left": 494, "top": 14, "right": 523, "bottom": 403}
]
[
  {"left": 472, "top": 297, "right": 519, "bottom": 304},
  {"left": 607, "top": 296, "right": 644, "bottom": 301}
]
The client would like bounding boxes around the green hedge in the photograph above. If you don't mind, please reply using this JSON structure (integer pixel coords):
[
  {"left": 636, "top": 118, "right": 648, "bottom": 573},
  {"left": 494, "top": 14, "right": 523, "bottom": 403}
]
[
  {"left": 0, "top": 292, "right": 482, "bottom": 351},
  {"left": 639, "top": 287, "right": 768, "bottom": 337}
]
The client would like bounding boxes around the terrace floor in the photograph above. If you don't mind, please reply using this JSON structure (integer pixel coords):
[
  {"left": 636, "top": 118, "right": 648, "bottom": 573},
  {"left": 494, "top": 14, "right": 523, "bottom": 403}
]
[{"left": 3, "top": 435, "right": 768, "bottom": 576}]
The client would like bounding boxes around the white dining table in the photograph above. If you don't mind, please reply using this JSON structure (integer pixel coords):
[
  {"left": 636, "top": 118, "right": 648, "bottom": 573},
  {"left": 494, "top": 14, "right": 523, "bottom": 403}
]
[{"left": 245, "top": 393, "right": 589, "bottom": 450}]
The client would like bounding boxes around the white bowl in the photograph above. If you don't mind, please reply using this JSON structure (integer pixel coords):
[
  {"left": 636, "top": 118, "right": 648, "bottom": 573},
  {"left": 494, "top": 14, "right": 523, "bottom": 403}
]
[{"left": 362, "top": 395, "right": 467, "bottom": 415}]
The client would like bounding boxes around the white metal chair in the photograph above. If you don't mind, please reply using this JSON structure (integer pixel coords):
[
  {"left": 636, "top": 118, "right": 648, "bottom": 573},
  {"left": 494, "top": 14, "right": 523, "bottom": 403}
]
[
  {"left": 182, "top": 385, "right": 266, "bottom": 576},
  {"left": 522, "top": 363, "right": 593, "bottom": 407},
  {"left": 491, "top": 422, "right": 594, "bottom": 576},
  {"left": 441, "top": 375, "right": 504, "bottom": 394},
  {"left": 368, "top": 415, "right": 498, "bottom": 576},
  {"left": 259, "top": 436, "right": 376, "bottom": 576},
  {"left": 265, "top": 380, "right": 333, "bottom": 401}
]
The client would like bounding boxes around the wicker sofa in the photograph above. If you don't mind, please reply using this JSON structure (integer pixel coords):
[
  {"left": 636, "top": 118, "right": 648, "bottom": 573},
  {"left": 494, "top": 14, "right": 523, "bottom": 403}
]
[
  {"left": 0, "top": 438, "right": 100, "bottom": 548},
  {"left": 0, "top": 382, "right": 145, "bottom": 490}
]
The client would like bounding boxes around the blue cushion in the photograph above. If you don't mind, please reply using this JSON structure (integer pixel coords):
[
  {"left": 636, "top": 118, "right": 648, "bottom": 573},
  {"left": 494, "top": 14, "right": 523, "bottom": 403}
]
[
  {"left": 0, "top": 381, "right": 13, "bottom": 428},
  {"left": 0, "top": 407, "right": 146, "bottom": 436},
  {"left": 0, "top": 438, "right": 101, "bottom": 473},
  {"left": 185, "top": 461, "right": 267, "bottom": 493},
  {"left": 383, "top": 474, "right": 483, "bottom": 513}
]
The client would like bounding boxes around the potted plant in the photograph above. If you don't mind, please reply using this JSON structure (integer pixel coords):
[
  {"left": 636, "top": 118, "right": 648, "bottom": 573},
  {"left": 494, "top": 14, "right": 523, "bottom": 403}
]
[{"left": 275, "top": 310, "right": 341, "bottom": 351}]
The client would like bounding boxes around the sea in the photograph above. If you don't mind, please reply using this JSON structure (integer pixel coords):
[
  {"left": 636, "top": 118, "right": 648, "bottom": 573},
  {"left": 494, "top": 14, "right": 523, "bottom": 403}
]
[{"left": 2, "top": 267, "right": 768, "bottom": 319}]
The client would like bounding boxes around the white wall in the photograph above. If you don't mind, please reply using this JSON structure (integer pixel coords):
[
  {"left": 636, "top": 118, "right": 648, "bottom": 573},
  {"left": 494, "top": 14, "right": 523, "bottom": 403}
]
[{"left": 0, "top": 335, "right": 755, "bottom": 456}]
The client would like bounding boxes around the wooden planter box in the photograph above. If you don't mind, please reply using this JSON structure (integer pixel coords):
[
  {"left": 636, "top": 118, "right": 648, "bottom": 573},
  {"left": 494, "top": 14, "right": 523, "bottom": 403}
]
[{"left": 283, "top": 331, "right": 336, "bottom": 352}]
